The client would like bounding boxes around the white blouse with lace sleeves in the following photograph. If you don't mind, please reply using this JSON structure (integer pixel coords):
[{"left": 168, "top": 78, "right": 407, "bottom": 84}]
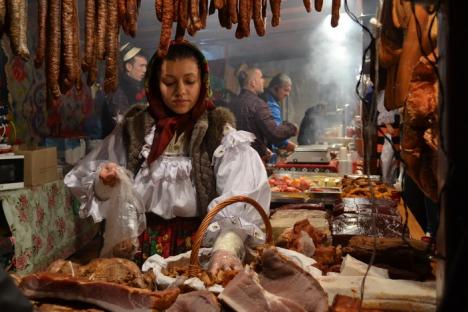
[{"left": 133, "top": 127, "right": 198, "bottom": 219}]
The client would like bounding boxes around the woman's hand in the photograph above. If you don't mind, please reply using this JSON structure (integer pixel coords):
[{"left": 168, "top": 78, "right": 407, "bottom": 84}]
[
  {"left": 99, "top": 162, "right": 119, "bottom": 186},
  {"left": 208, "top": 250, "right": 243, "bottom": 276}
]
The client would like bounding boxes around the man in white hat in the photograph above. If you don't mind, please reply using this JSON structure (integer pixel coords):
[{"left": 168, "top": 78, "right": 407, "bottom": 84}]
[{"left": 101, "top": 42, "right": 148, "bottom": 137}]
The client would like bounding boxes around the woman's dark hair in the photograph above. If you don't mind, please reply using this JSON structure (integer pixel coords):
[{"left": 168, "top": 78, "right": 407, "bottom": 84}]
[
  {"left": 145, "top": 42, "right": 214, "bottom": 164},
  {"left": 148, "top": 44, "right": 205, "bottom": 85},
  {"left": 145, "top": 41, "right": 212, "bottom": 105}
]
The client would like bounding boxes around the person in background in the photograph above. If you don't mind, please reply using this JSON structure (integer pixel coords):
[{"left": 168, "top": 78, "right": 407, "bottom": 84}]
[
  {"left": 297, "top": 103, "right": 326, "bottom": 145},
  {"left": 101, "top": 43, "right": 148, "bottom": 137},
  {"left": 226, "top": 66, "right": 297, "bottom": 162},
  {"left": 402, "top": 173, "right": 439, "bottom": 238},
  {"left": 376, "top": 91, "right": 400, "bottom": 185},
  {"left": 65, "top": 41, "right": 270, "bottom": 275},
  {"left": 260, "top": 73, "right": 297, "bottom": 159}
]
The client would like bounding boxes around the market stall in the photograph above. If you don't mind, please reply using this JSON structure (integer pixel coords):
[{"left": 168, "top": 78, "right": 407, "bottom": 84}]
[{"left": 0, "top": 0, "right": 455, "bottom": 311}]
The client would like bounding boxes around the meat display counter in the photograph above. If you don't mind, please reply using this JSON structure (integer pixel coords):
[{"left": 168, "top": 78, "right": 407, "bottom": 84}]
[{"left": 269, "top": 172, "right": 343, "bottom": 206}]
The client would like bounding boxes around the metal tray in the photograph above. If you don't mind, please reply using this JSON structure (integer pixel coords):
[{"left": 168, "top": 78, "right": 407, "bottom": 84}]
[
  {"left": 271, "top": 187, "right": 342, "bottom": 203},
  {"left": 269, "top": 172, "right": 344, "bottom": 205},
  {"left": 269, "top": 172, "right": 342, "bottom": 188},
  {"left": 270, "top": 171, "right": 342, "bottom": 178},
  {"left": 271, "top": 192, "right": 310, "bottom": 204},
  {"left": 344, "top": 174, "right": 381, "bottom": 181}
]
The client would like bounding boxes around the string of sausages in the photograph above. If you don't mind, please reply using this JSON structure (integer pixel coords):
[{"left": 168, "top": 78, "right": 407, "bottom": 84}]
[
  {"left": 0, "top": 0, "right": 30, "bottom": 61},
  {"left": 1, "top": 0, "right": 341, "bottom": 98},
  {"left": 31, "top": 0, "right": 141, "bottom": 104},
  {"left": 156, "top": 0, "right": 342, "bottom": 57}
]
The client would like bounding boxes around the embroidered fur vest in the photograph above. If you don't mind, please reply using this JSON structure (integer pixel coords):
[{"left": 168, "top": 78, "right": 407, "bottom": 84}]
[{"left": 121, "top": 104, "right": 236, "bottom": 216}]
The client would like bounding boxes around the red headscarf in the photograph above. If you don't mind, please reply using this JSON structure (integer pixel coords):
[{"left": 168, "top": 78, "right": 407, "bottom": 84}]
[{"left": 145, "top": 41, "right": 215, "bottom": 164}]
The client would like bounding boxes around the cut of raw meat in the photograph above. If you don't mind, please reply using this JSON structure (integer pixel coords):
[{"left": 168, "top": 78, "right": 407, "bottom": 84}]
[{"left": 19, "top": 272, "right": 179, "bottom": 312}]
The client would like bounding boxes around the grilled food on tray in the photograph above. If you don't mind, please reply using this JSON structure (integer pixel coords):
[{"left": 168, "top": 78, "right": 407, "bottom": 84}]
[
  {"left": 269, "top": 174, "right": 341, "bottom": 193},
  {"left": 341, "top": 176, "right": 398, "bottom": 199}
]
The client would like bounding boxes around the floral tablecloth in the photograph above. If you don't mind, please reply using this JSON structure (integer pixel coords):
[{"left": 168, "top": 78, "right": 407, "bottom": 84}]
[{"left": 0, "top": 180, "right": 99, "bottom": 275}]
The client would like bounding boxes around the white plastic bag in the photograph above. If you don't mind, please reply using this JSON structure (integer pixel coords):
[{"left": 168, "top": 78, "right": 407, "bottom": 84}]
[
  {"left": 142, "top": 248, "right": 224, "bottom": 292},
  {"left": 100, "top": 166, "right": 146, "bottom": 257}
]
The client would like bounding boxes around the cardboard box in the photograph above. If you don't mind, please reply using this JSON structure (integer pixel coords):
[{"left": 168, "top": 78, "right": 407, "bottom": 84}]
[{"left": 15, "top": 147, "right": 58, "bottom": 186}]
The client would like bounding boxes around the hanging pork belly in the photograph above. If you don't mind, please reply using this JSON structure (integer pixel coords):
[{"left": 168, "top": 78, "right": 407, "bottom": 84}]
[
  {"left": 385, "top": 2, "right": 437, "bottom": 110},
  {"left": 377, "top": 0, "right": 403, "bottom": 106},
  {"left": 401, "top": 53, "right": 439, "bottom": 202}
]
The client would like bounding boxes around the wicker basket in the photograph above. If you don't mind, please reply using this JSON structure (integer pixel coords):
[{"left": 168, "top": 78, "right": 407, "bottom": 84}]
[{"left": 188, "top": 195, "right": 273, "bottom": 277}]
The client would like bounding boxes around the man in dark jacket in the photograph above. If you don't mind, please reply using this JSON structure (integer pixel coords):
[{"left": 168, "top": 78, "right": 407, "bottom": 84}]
[
  {"left": 226, "top": 66, "right": 297, "bottom": 160},
  {"left": 298, "top": 104, "right": 326, "bottom": 145},
  {"left": 101, "top": 43, "right": 148, "bottom": 137}
]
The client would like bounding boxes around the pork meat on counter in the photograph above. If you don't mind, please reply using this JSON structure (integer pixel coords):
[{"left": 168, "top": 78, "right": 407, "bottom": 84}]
[
  {"left": 47, "top": 258, "right": 155, "bottom": 290},
  {"left": 220, "top": 247, "right": 329, "bottom": 312},
  {"left": 167, "top": 290, "right": 220, "bottom": 312},
  {"left": 19, "top": 272, "right": 179, "bottom": 312}
]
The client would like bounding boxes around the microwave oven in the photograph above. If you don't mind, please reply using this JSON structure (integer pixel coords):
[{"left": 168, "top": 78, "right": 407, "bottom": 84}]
[{"left": 0, "top": 154, "right": 24, "bottom": 191}]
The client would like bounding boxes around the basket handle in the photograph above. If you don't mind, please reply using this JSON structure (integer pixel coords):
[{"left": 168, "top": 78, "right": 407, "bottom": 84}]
[{"left": 188, "top": 195, "right": 272, "bottom": 276}]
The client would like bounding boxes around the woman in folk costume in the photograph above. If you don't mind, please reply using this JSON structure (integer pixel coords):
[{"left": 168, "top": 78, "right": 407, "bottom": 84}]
[{"left": 65, "top": 41, "right": 270, "bottom": 274}]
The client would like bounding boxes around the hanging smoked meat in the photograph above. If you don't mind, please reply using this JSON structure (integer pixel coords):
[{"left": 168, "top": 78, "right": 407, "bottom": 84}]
[
  {"left": 227, "top": 0, "right": 238, "bottom": 24},
  {"left": 387, "top": 2, "right": 436, "bottom": 110},
  {"left": 31, "top": 0, "right": 347, "bottom": 93},
  {"left": 46, "top": 0, "right": 62, "bottom": 99},
  {"left": 0, "top": 0, "right": 5, "bottom": 30},
  {"left": 253, "top": 0, "right": 266, "bottom": 36},
  {"left": 34, "top": 0, "right": 47, "bottom": 67},
  {"left": 331, "top": 0, "right": 340, "bottom": 28},
  {"left": 103, "top": 0, "right": 119, "bottom": 93},
  {"left": 155, "top": 0, "right": 341, "bottom": 55},
  {"left": 270, "top": 0, "right": 280, "bottom": 27},
  {"left": 401, "top": 54, "right": 439, "bottom": 202},
  {"left": 377, "top": 0, "right": 403, "bottom": 107},
  {"left": 5, "top": 0, "right": 30, "bottom": 60},
  {"left": 157, "top": 0, "right": 174, "bottom": 57},
  {"left": 303, "top": 0, "right": 311, "bottom": 13},
  {"left": 82, "top": 0, "right": 95, "bottom": 72},
  {"left": 96, "top": 0, "right": 107, "bottom": 60},
  {"left": 60, "top": 0, "right": 77, "bottom": 94},
  {"left": 314, "top": 0, "right": 323, "bottom": 12},
  {"left": 126, "top": 0, "right": 138, "bottom": 37}
]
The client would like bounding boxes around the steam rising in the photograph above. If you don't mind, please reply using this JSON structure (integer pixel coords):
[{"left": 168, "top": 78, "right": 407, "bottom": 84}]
[{"left": 306, "top": 13, "right": 362, "bottom": 114}]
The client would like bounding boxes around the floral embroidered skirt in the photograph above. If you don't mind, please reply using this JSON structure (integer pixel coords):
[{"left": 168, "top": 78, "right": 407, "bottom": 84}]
[{"left": 135, "top": 214, "right": 201, "bottom": 266}]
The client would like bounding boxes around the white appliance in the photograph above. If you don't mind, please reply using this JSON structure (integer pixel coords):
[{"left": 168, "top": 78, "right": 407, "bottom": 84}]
[
  {"left": 0, "top": 153, "right": 24, "bottom": 191},
  {"left": 286, "top": 144, "right": 331, "bottom": 163}
]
